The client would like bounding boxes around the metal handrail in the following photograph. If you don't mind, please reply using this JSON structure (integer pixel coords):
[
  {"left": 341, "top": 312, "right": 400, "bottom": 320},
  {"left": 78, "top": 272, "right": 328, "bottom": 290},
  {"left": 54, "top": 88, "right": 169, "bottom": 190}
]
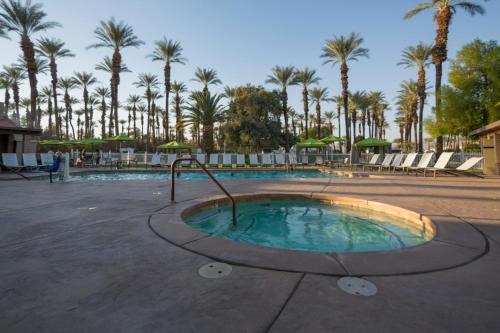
[{"left": 170, "top": 157, "right": 237, "bottom": 226}]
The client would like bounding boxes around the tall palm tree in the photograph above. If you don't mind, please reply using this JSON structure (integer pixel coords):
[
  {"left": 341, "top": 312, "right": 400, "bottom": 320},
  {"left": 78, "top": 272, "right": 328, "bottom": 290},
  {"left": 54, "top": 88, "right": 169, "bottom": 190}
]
[
  {"left": 87, "top": 18, "right": 144, "bottom": 135},
  {"left": 73, "top": 71, "right": 98, "bottom": 137},
  {"left": 0, "top": 0, "right": 60, "bottom": 126},
  {"left": 349, "top": 90, "right": 366, "bottom": 141},
  {"left": 74, "top": 109, "right": 84, "bottom": 139},
  {"left": 331, "top": 95, "right": 343, "bottom": 148},
  {"left": 88, "top": 95, "right": 98, "bottom": 137},
  {"left": 137, "top": 104, "right": 146, "bottom": 143},
  {"left": 295, "top": 68, "right": 321, "bottom": 138},
  {"left": 398, "top": 42, "right": 433, "bottom": 153},
  {"left": 404, "top": 0, "right": 487, "bottom": 154},
  {"left": 397, "top": 80, "right": 419, "bottom": 148},
  {"left": 93, "top": 86, "right": 110, "bottom": 138},
  {"left": 266, "top": 65, "right": 298, "bottom": 153},
  {"left": 39, "top": 86, "right": 54, "bottom": 136},
  {"left": 134, "top": 73, "right": 159, "bottom": 151},
  {"left": 325, "top": 111, "right": 335, "bottom": 135},
  {"left": 20, "top": 97, "right": 30, "bottom": 125},
  {"left": 127, "top": 94, "right": 141, "bottom": 139},
  {"left": 187, "top": 91, "right": 225, "bottom": 154},
  {"left": 321, "top": 32, "right": 369, "bottom": 151},
  {"left": 95, "top": 56, "right": 130, "bottom": 136},
  {"left": 57, "top": 77, "right": 76, "bottom": 139},
  {"left": 150, "top": 90, "right": 163, "bottom": 144},
  {"left": 171, "top": 81, "right": 187, "bottom": 141},
  {"left": 148, "top": 38, "right": 186, "bottom": 142},
  {"left": 192, "top": 67, "right": 221, "bottom": 94},
  {"left": 3, "top": 65, "right": 26, "bottom": 122},
  {"left": 0, "top": 69, "right": 12, "bottom": 118},
  {"left": 309, "top": 87, "right": 329, "bottom": 139},
  {"left": 36, "top": 37, "right": 73, "bottom": 131}
]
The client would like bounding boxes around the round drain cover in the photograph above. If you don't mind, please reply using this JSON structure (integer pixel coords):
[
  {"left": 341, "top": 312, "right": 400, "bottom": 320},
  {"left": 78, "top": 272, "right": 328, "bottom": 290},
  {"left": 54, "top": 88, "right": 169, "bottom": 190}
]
[
  {"left": 337, "top": 277, "right": 377, "bottom": 296},
  {"left": 198, "top": 262, "right": 232, "bottom": 279}
]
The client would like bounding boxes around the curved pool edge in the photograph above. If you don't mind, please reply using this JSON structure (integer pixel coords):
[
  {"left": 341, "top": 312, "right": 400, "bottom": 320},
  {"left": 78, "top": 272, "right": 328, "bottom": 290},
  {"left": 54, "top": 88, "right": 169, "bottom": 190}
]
[{"left": 149, "top": 192, "right": 488, "bottom": 276}]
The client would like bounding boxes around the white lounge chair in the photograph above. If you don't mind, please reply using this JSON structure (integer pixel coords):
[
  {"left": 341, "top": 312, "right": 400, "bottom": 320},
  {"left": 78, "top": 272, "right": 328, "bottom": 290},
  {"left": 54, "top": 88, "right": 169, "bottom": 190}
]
[
  {"left": 422, "top": 152, "right": 455, "bottom": 177},
  {"left": 40, "top": 153, "right": 54, "bottom": 167},
  {"left": 275, "top": 153, "right": 285, "bottom": 166},
  {"left": 352, "top": 154, "right": 379, "bottom": 170},
  {"left": 23, "top": 153, "right": 46, "bottom": 171},
  {"left": 433, "top": 156, "right": 484, "bottom": 177},
  {"left": 181, "top": 154, "right": 191, "bottom": 167},
  {"left": 288, "top": 153, "right": 298, "bottom": 166},
  {"left": 406, "top": 152, "right": 435, "bottom": 174},
  {"left": 262, "top": 153, "right": 272, "bottom": 167},
  {"left": 315, "top": 155, "right": 324, "bottom": 165},
  {"left": 1, "top": 153, "right": 24, "bottom": 171},
  {"left": 196, "top": 153, "right": 206, "bottom": 165},
  {"left": 249, "top": 153, "right": 258, "bottom": 166},
  {"left": 222, "top": 153, "right": 233, "bottom": 167},
  {"left": 209, "top": 154, "right": 219, "bottom": 167},
  {"left": 165, "top": 153, "right": 177, "bottom": 167},
  {"left": 366, "top": 154, "right": 393, "bottom": 171},
  {"left": 300, "top": 155, "right": 309, "bottom": 165},
  {"left": 381, "top": 153, "right": 403, "bottom": 172},
  {"left": 393, "top": 153, "right": 418, "bottom": 173},
  {"left": 150, "top": 154, "right": 162, "bottom": 167},
  {"left": 236, "top": 154, "right": 245, "bottom": 167}
]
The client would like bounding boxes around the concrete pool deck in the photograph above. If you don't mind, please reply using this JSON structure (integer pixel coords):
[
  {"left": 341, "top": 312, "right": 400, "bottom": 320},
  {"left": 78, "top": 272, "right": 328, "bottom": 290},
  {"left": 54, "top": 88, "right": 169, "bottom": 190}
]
[{"left": 1, "top": 173, "right": 500, "bottom": 332}]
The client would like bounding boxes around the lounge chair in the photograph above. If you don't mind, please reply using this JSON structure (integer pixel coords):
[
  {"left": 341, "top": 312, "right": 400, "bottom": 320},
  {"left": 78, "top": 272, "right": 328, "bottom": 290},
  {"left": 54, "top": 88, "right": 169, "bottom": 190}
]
[
  {"left": 380, "top": 153, "right": 403, "bottom": 172},
  {"left": 23, "top": 153, "right": 47, "bottom": 171},
  {"left": 181, "top": 154, "right": 191, "bottom": 167},
  {"left": 222, "top": 153, "right": 233, "bottom": 168},
  {"left": 351, "top": 154, "right": 379, "bottom": 170},
  {"left": 422, "top": 152, "right": 455, "bottom": 177},
  {"left": 315, "top": 155, "right": 324, "bottom": 166},
  {"left": 165, "top": 153, "right": 177, "bottom": 167},
  {"left": 1, "top": 153, "right": 25, "bottom": 171},
  {"left": 406, "top": 152, "right": 435, "bottom": 175},
  {"left": 275, "top": 153, "right": 285, "bottom": 167},
  {"left": 262, "top": 153, "right": 273, "bottom": 167},
  {"left": 40, "top": 153, "right": 54, "bottom": 167},
  {"left": 430, "top": 156, "right": 484, "bottom": 177},
  {"left": 393, "top": 153, "right": 418, "bottom": 173},
  {"left": 121, "top": 152, "right": 137, "bottom": 167},
  {"left": 249, "top": 153, "right": 259, "bottom": 167},
  {"left": 300, "top": 155, "right": 309, "bottom": 166},
  {"left": 288, "top": 153, "right": 298, "bottom": 166},
  {"left": 209, "top": 154, "right": 219, "bottom": 168},
  {"left": 196, "top": 153, "right": 206, "bottom": 166},
  {"left": 236, "top": 154, "right": 245, "bottom": 167},
  {"left": 365, "top": 154, "right": 393, "bottom": 171},
  {"left": 149, "top": 154, "right": 162, "bottom": 167}
]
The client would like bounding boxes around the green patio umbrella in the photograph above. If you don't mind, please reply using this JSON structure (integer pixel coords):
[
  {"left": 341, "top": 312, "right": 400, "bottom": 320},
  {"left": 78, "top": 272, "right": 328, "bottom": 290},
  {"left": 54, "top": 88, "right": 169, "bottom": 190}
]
[
  {"left": 320, "top": 135, "right": 343, "bottom": 143},
  {"left": 295, "top": 138, "right": 327, "bottom": 148},
  {"left": 79, "top": 138, "right": 106, "bottom": 146},
  {"left": 353, "top": 138, "right": 391, "bottom": 148},
  {"left": 105, "top": 134, "right": 135, "bottom": 142},
  {"left": 157, "top": 141, "right": 192, "bottom": 150},
  {"left": 39, "top": 139, "right": 66, "bottom": 146}
]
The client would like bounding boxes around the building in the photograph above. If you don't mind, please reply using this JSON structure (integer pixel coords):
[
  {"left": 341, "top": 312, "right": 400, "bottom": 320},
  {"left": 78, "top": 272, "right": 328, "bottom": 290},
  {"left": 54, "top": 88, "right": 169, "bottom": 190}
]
[
  {"left": 470, "top": 119, "right": 500, "bottom": 175},
  {"left": 0, "top": 118, "right": 42, "bottom": 155}
]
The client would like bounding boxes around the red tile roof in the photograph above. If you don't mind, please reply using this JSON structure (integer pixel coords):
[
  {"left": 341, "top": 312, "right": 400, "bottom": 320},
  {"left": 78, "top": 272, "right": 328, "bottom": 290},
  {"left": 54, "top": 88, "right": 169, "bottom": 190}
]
[{"left": 0, "top": 118, "right": 18, "bottom": 128}]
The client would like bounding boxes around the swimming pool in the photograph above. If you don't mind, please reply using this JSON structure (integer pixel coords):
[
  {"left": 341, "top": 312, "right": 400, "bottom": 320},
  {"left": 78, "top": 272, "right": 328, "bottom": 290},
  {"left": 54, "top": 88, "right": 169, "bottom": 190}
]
[
  {"left": 183, "top": 198, "right": 434, "bottom": 253},
  {"left": 70, "top": 170, "right": 338, "bottom": 181}
]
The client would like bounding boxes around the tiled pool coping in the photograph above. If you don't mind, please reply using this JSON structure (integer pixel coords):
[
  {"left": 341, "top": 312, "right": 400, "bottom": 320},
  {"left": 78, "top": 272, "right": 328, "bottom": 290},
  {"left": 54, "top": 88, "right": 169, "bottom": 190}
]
[{"left": 149, "top": 192, "right": 487, "bottom": 276}]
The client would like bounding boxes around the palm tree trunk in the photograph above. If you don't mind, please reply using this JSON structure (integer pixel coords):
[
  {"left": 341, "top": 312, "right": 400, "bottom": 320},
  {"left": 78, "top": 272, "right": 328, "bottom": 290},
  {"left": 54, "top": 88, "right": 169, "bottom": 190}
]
[
  {"left": 21, "top": 34, "right": 37, "bottom": 128},
  {"left": 83, "top": 88, "right": 89, "bottom": 137},
  {"left": 2, "top": 88, "right": 9, "bottom": 118},
  {"left": 341, "top": 62, "right": 350, "bottom": 151},
  {"left": 12, "top": 82, "right": 20, "bottom": 122},
  {"left": 164, "top": 63, "right": 171, "bottom": 142},
  {"left": 337, "top": 104, "right": 341, "bottom": 150},
  {"left": 47, "top": 98, "right": 53, "bottom": 137},
  {"left": 417, "top": 66, "right": 426, "bottom": 153},
  {"left": 112, "top": 49, "right": 121, "bottom": 135},
  {"left": 101, "top": 99, "right": 106, "bottom": 138},
  {"left": 145, "top": 90, "right": 151, "bottom": 152},
  {"left": 133, "top": 104, "right": 137, "bottom": 139},
  {"left": 435, "top": 62, "right": 443, "bottom": 155},
  {"left": 303, "top": 87, "right": 309, "bottom": 139},
  {"left": 202, "top": 123, "right": 214, "bottom": 154},
  {"left": 282, "top": 89, "right": 290, "bottom": 153},
  {"left": 316, "top": 103, "right": 321, "bottom": 139}
]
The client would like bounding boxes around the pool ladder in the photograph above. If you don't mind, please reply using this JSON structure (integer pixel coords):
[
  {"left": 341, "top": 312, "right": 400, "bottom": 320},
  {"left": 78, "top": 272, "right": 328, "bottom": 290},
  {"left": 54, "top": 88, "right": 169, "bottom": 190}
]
[{"left": 170, "top": 157, "right": 237, "bottom": 226}]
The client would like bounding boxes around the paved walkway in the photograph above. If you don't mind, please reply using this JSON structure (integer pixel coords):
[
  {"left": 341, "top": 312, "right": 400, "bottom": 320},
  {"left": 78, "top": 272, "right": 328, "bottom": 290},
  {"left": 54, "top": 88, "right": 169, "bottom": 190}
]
[{"left": 1, "top": 174, "right": 500, "bottom": 332}]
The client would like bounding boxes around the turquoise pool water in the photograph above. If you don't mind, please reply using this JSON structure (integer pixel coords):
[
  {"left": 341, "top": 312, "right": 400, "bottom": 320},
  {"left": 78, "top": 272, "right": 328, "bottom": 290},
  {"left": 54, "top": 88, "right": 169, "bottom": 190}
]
[
  {"left": 71, "top": 170, "right": 336, "bottom": 181},
  {"left": 183, "top": 199, "right": 433, "bottom": 253}
]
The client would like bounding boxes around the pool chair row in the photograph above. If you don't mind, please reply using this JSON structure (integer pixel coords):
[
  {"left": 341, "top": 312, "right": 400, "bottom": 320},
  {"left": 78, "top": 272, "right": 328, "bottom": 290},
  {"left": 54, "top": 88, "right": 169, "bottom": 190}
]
[
  {"left": 342, "top": 152, "right": 484, "bottom": 177},
  {"left": 148, "top": 153, "right": 301, "bottom": 168},
  {"left": 1, "top": 153, "right": 55, "bottom": 172}
]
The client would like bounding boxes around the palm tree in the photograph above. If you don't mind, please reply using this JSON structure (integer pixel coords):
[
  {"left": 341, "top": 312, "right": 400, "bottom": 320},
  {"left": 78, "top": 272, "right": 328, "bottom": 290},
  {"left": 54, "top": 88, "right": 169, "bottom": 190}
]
[
  {"left": 148, "top": 38, "right": 186, "bottom": 142},
  {"left": 349, "top": 90, "right": 366, "bottom": 141},
  {"left": 171, "top": 81, "right": 187, "bottom": 141},
  {"left": 309, "top": 87, "right": 329, "bottom": 139},
  {"left": 331, "top": 95, "right": 343, "bottom": 148},
  {"left": 0, "top": 69, "right": 12, "bottom": 118},
  {"left": 93, "top": 86, "right": 110, "bottom": 138},
  {"left": 404, "top": 0, "right": 487, "bottom": 154},
  {"left": 137, "top": 104, "right": 146, "bottom": 143},
  {"left": 57, "top": 77, "right": 76, "bottom": 139},
  {"left": 150, "top": 90, "right": 163, "bottom": 144},
  {"left": 87, "top": 18, "right": 144, "bottom": 135},
  {"left": 39, "top": 86, "right": 54, "bottom": 136},
  {"left": 397, "top": 80, "right": 419, "bottom": 148},
  {"left": 74, "top": 109, "right": 84, "bottom": 139},
  {"left": 187, "top": 91, "right": 225, "bottom": 154},
  {"left": 398, "top": 42, "right": 433, "bottom": 153},
  {"left": 119, "top": 119, "right": 126, "bottom": 134},
  {"left": 36, "top": 37, "right": 73, "bottom": 131},
  {"left": 266, "top": 65, "right": 298, "bottom": 153},
  {"left": 321, "top": 32, "right": 369, "bottom": 151},
  {"left": 0, "top": 0, "right": 59, "bottom": 127},
  {"left": 127, "top": 94, "right": 141, "bottom": 139},
  {"left": 295, "top": 68, "right": 321, "bottom": 138},
  {"left": 3, "top": 65, "right": 26, "bottom": 123},
  {"left": 88, "top": 95, "right": 98, "bottom": 137},
  {"left": 192, "top": 67, "right": 221, "bottom": 94},
  {"left": 324, "top": 111, "right": 335, "bottom": 135},
  {"left": 134, "top": 73, "right": 159, "bottom": 151},
  {"left": 73, "top": 71, "right": 98, "bottom": 137}
]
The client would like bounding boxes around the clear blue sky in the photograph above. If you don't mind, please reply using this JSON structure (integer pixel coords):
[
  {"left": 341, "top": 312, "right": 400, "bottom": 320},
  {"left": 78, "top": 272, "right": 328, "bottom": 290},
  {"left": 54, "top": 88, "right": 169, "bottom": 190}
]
[{"left": 1, "top": 0, "right": 498, "bottom": 139}]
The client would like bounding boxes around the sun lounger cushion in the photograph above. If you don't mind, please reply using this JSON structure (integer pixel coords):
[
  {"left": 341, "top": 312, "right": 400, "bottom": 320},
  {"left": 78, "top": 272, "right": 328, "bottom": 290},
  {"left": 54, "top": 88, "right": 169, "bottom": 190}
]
[
  {"left": 456, "top": 157, "right": 483, "bottom": 171},
  {"left": 222, "top": 154, "right": 232, "bottom": 165},
  {"left": 262, "top": 153, "right": 272, "bottom": 165},
  {"left": 249, "top": 154, "right": 258, "bottom": 165},
  {"left": 209, "top": 154, "right": 219, "bottom": 165},
  {"left": 22, "top": 153, "right": 39, "bottom": 167},
  {"left": 196, "top": 153, "right": 206, "bottom": 164},
  {"left": 236, "top": 154, "right": 245, "bottom": 166},
  {"left": 275, "top": 153, "right": 285, "bottom": 165},
  {"left": 2, "top": 153, "right": 21, "bottom": 168}
]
